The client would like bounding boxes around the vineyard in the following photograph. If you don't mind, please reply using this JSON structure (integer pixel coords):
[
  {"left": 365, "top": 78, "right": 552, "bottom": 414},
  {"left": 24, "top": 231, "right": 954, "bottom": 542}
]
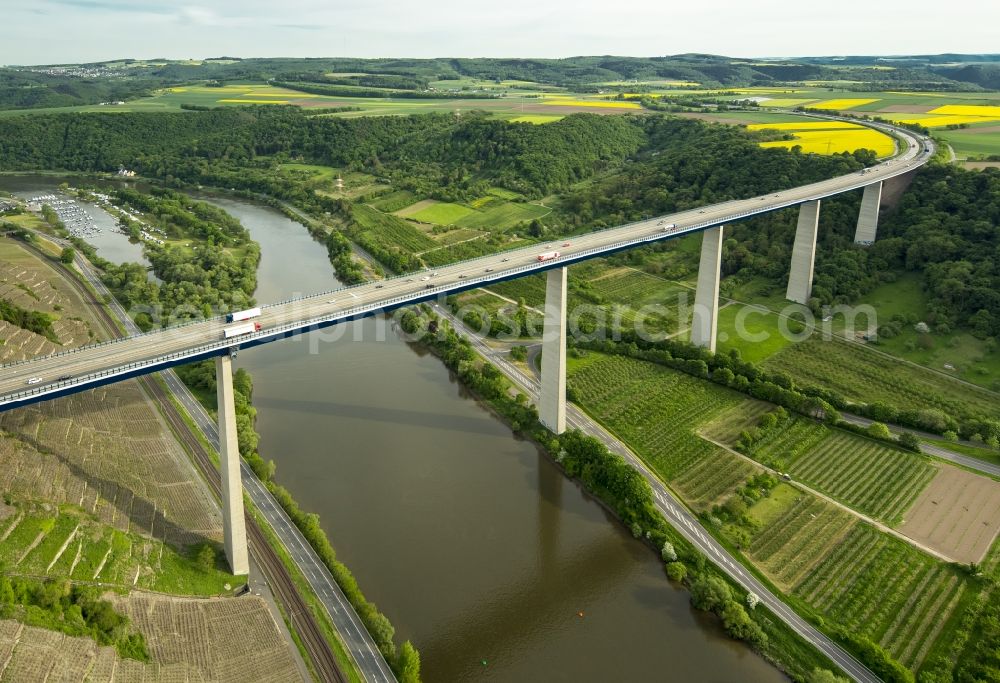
[
  {"left": 355, "top": 204, "right": 437, "bottom": 251},
  {"left": 0, "top": 380, "right": 223, "bottom": 549},
  {"left": 0, "top": 504, "right": 237, "bottom": 595},
  {"left": 452, "top": 198, "right": 549, "bottom": 231},
  {"left": 746, "top": 418, "right": 936, "bottom": 524},
  {"left": 794, "top": 524, "right": 966, "bottom": 671},
  {"left": 700, "top": 401, "right": 774, "bottom": 446},
  {"left": 764, "top": 338, "right": 1000, "bottom": 421},
  {"left": 588, "top": 268, "right": 690, "bottom": 306},
  {"left": 366, "top": 190, "right": 418, "bottom": 213},
  {"left": 486, "top": 275, "right": 547, "bottom": 308},
  {"left": 421, "top": 236, "right": 500, "bottom": 267},
  {"left": 672, "top": 450, "right": 761, "bottom": 511},
  {"left": 747, "top": 495, "right": 855, "bottom": 591},
  {"left": 116, "top": 593, "right": 303, "bottom": 683},
  {"left": 568, "top": 353, "right": 746, "bottom": 481},
  {"left": 0, "top": 593, "right": 302, "bottom": 683}
]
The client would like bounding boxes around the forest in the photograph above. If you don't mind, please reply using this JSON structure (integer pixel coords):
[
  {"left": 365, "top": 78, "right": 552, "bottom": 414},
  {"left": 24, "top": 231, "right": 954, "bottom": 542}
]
[
  {"left": 0, "top": 108, "right": 996, "bottom": 339},
  {"left": 0, "top": 69, "right": 156, "bottom": 109}
]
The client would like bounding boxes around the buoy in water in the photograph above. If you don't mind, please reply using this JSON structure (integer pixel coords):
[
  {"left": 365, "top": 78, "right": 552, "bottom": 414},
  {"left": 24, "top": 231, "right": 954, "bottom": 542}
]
[{"left": 577, "top": 611, "right": 585, "bottom": 618}]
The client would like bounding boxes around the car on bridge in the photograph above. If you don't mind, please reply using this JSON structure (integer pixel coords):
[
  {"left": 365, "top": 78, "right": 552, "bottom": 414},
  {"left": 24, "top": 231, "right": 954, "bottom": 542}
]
[{"left": 25, "top": 377, "right": 42, "bottom": 385}]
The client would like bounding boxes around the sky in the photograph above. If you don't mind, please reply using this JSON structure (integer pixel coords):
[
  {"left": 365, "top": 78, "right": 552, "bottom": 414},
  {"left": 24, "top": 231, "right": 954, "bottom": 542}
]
[{"left": 1, "top": 0, "right": 997, "bottom": 65}]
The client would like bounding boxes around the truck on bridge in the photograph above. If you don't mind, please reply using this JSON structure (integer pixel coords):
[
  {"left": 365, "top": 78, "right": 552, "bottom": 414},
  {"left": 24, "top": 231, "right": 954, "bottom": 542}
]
[
  {"left": 223, "top": 322, "right": 262, "bottom": 339},
  {"left": 226, "top": 307, "right": 261, "bottom": 323},
  {"left": 537, "top": 251, "right": 560, "bottom": 262}
]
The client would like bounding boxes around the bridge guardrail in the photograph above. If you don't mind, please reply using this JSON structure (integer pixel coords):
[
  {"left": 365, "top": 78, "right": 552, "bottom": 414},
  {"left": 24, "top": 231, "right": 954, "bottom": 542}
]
[{"left": 1, "top": 119, "right": 928, "bottom": 402}]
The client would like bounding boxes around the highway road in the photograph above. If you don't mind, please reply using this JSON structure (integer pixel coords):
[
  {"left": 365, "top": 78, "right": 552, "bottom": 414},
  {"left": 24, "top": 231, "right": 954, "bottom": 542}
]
[
  {"left": 431, "top": 303, "right": 880, "bottom": 682},
  {"left": 0, "top": 118, "right": 930, "bottom": 410},
  {"left": 37, "top": 232, "right": 397, "bottom": 683}
]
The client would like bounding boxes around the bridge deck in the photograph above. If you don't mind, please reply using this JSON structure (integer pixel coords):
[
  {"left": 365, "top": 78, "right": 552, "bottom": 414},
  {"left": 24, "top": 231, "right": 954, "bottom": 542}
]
[{"left": 0, "top": 120, "right": 929, "bottom": 410}]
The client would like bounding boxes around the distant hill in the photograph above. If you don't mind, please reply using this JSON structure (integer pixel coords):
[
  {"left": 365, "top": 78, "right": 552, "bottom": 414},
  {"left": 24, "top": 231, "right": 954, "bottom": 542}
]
[{"left": 2, "top": 53, "right": 997, "bottom": 110}]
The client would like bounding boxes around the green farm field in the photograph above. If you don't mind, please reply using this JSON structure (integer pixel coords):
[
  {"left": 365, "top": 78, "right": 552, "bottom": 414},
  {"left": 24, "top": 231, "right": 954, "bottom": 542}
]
[
  {"left": 567, "top": 352, "right": 746, "bottom": 488},
  {"left": 936, "top": 124, "right": 1000, "bottom": 159},
  {"left": 743, "top": 416, "right": 936, "bottom": 524},
  {"left": 567, "top": 350, "right": 975, "bottom": 676},
  {"left": 763, "top": 337, "right": 1000, "bottom": 421},
  {"left": 794, "top": 524, "right": 966, "bottom": 671},
  {"left": 395, "top": 196, "right": 550, "bottom": 231}
]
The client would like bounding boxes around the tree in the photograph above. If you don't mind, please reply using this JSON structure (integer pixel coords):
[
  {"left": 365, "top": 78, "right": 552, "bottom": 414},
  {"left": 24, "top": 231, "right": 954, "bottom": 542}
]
[
  {"left": 661, "top": 541, "right": 677, "bottom": 562},
  {"left": 195, "top": 543, "right": 216, "bottom": 572},
  {"left": 59, "top": 247, "right": 75, "bottom": 264},
  {"left": 690, "top": 575, "right": 731, "bottom": 613},
  {"left": 898, "top": 431, "right": 921, "bottom": 452},
  {"left": 721, "top": 599, "right": 767, "bottom": 646},
  {"left": 396, "top": 640, "right": 421, "bottom": 683},
  {"left": 807, "top": 669, "right": 849, "bottom": 683},
  {"left": 666, "top": 562, "right": 687, "bottom": 583},
  {"left": 867, "top": 422, "right": 891, "bottom": 440}
]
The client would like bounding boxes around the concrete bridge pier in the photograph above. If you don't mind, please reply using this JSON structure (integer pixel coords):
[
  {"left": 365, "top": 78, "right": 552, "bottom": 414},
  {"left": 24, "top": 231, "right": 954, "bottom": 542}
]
[
  {"left": 691, "top": 225, "right": 725, "bottom": 352},
  {"left": 854, "top": 181, "right": 882, "bottom": 245},
  {"left": 786, "top": 200, "right": 821, "bottom": 305},
  {"left": 216, "top": 353, "right": 249, "bottom": 575},
  {"left": 539, "top": 267, "right": 567, "bottom": 434}
]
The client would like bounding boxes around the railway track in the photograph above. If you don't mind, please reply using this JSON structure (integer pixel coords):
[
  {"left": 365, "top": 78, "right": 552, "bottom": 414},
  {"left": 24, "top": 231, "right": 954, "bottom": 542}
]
[
  {"left": 142, "top": 376, "right": 347, "bottom": 683},
  {"left": 33, "top": 239, "right": 347, "bottom": 683}
]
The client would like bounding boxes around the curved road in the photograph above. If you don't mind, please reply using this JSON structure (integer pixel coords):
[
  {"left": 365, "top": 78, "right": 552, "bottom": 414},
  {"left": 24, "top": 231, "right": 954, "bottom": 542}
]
[{"left": 0, "top": 118, "right": 930, "bottom": 410}]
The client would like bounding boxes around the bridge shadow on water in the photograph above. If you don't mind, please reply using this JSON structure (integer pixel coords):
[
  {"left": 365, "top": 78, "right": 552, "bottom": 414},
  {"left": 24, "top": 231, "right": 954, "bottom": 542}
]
[{"left": 251, "top": 395, "right": 502, "bottom": 437}]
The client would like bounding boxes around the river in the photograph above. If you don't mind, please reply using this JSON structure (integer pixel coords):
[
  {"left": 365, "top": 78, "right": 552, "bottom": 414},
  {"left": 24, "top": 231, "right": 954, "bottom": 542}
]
[
  {"left": 1, "top": 175, "right": 786, "bottom": 681},
  {"left": 210, "top": 195, "right": 787, "bottom": 682}
]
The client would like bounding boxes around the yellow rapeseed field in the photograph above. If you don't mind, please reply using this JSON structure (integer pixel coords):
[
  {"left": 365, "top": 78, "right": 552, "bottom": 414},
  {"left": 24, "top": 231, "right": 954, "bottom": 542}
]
[
  {"left": 810, "top": 98, "right": 879, "bottom": 110},
  {"left": 928, "top": 105, "right": 1000, "bottom": 118},
  {"left": 760, "top": 129, "right": 894, "bottom": 156},
  {"left": 510, "top": 115, "right": 564, "bottom": 124},
  {"left": 541, "top": 99, "right": 642, "bottom": 109},
  {"left": 747, "top": 121, "right": 862, "bottom": 131}
]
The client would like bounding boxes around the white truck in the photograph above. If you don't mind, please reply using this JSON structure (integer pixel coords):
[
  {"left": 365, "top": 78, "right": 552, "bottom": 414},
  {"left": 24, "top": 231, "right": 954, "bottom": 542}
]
[
  {"left": 537, "top": 251, "right": 560, "bottom": 262},
  {"left": 226, "top": 307, "right": 261, "bottom": 323},
  {"left": 223, "top": 322, "right": 261, "bottom": 339}
]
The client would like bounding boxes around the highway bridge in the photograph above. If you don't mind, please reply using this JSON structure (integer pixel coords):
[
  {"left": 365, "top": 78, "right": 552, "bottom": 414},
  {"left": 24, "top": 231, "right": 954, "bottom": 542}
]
[{"left": 1, "top": 117, "right": 931, "bottom": 581}]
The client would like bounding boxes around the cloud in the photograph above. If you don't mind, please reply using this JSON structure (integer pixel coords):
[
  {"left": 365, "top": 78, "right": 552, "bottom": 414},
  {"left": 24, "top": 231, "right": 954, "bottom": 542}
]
[
  {"left": 47, "top": 0, "right": 172, "bottom": 14},
  {"left": 277, "top": 23, "right": 326, "bottom": 31},
  {"left": 177, "top": 6, "right": 222, "bottom": 25}
]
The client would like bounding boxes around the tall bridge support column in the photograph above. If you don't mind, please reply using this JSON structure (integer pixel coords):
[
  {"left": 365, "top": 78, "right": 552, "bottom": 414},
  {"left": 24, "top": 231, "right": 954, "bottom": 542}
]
[
  {"left": 540, "top": 267, "right": 567, "bottom": 434},
  {"left": 691, "top": 225, "right": 724, "bottom": 352},
  {"left": 786, "top": 200, "right": 821, "bottom": 305},
  {"left": 216, "top": 353, "right": 249, "bottom": 576},
  {"left": 853, "top": 181, "right": 882, "bottom": 245}
]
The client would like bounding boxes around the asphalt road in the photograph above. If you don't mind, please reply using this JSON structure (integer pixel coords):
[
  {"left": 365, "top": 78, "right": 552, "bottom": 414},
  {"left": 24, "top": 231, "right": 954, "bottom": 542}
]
[
  {"left": 432, "top": 303, "right": 881, "bottom": 683},
  {"left": 0, "top": 118, "right": 930, "bottom": 409}
]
